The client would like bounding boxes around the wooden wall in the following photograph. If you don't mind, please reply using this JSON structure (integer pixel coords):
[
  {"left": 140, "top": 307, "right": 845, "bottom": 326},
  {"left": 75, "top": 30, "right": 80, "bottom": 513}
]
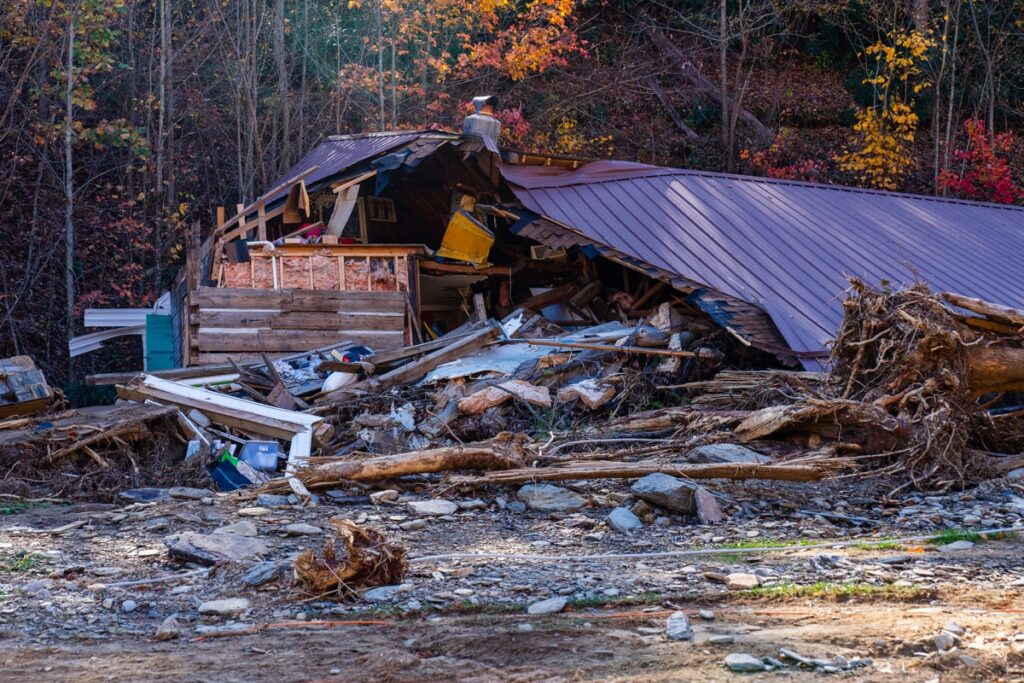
[{"left": 189, "top": 287, "right": 407, "bottom": 364}]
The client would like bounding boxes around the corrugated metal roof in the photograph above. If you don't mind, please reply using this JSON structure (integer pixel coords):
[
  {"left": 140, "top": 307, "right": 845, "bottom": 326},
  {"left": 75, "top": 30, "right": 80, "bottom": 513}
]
[
  {"left": 502, "top": 161, "right": 1024, "bottom": 367},
  {"left": 265, "top": 130, "right": 454, "bottom": 204}
]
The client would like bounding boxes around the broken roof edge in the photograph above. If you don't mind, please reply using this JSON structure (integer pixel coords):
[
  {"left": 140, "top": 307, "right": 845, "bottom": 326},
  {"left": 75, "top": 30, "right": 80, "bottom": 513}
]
[
  {"left": 509, "top": 212, "right": 810, "bottom": 368},
  {"left": 325, "top": 128, "right": 457, "bottom": 141}
]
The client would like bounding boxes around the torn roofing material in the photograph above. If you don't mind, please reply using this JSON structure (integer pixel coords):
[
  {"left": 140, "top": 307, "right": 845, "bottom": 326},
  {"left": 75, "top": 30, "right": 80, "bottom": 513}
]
[
  {"left": 264, "top": 130, "right": 454, "bottom": 205},
  {"left": 502, "top": 160, "right": 1024, "bottom": 367}
]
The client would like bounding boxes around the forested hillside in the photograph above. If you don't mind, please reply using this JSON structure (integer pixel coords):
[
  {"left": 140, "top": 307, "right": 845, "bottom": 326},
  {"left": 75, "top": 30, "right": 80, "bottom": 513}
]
[{"left": 1, "top": 0, "right": 1021, "bottom": 387}]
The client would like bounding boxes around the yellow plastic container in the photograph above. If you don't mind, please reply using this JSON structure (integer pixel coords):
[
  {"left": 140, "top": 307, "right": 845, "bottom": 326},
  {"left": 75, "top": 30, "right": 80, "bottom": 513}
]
[{"left": 436, "top": 210, "right": 495, "bottom": 266}]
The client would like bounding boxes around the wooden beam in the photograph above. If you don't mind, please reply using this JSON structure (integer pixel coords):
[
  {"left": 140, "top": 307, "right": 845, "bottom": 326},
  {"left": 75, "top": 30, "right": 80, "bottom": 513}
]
[{"left": 502, "top": 338, "right": 723, "bottom": 360}]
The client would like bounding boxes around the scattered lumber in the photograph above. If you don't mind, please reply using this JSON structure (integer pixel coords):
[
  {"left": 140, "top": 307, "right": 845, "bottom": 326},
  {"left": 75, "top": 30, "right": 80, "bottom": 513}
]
[{"left": 502, "top": 338, "right": 724, "bottom": 360}]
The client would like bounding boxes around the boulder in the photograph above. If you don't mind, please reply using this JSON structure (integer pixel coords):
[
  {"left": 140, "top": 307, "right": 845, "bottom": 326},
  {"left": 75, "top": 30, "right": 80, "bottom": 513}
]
[
  {"left": 630, "top": 474, "right": 696, "bottom": 514},
  {"left": 164, "top": 532, "right": 269, "bottom": 565},
  {"left": 198, "top": 598, "right": 250, "bottom": 616},
  {"left": 725, "top": 653, "right": 767, "bottom": 673},
  {"left": 665, "top": 611, "right": 693, "bottom": 640},
  {"left": 517, "top": 484, "right": 585, "bottom": 512},
  {"left": 607, "top": 507, "right": 643, "bottom": 533},
  {"left": 725, "top": 573, "right": 761, "bottom": 590},
  {"left": 527, "top": 597, "right": 567, "bottom": 615},
  {"left": 688, "top": 443, "right": 772, "bottom": 464},
  {"left": 407, "top": 500, "right": 458, "bottom": 516}
]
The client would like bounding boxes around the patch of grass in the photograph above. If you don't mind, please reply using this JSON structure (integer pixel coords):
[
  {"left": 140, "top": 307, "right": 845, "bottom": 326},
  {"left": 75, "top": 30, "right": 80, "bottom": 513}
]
[
  {"left": 0, "top": 552, "right": 42, "bottom": 574},
  {"left": 852, "top": 537, "right": 903, "bottom": 551},
  {"left": 744, "top": 581, "right": 924, "bottom": 600},
  {"left": 709, "top": 537, "right": 821, "bottom": 563},
  {"left": 930, "top": 528, "right": 983, "bottom": 545},
  {"left": 0, "top": 499, "right": 50, "bottom": 515}
]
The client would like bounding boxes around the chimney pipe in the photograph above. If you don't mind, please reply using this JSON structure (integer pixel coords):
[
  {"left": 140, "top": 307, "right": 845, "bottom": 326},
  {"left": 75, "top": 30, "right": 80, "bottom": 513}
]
[{"left": 463, "top": 95, "right": 501, "bottom": 148}]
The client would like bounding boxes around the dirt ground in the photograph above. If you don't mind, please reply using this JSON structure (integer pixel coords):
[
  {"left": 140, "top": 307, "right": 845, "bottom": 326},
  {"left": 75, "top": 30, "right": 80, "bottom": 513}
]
[
  {"left": 3, "top": 478, "right": 1024, "bottom": 682},
  {"left": 3, "top": 592, "right": 1023, "bottom": 682}
]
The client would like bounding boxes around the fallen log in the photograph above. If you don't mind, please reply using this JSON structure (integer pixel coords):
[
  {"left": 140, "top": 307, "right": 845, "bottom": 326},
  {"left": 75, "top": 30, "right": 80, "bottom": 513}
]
[
  {"left": 734, "top": 400, "right": 910, "bottom": 453},
  {"left": 260, "top": 437, "right": 526, "bottom": 492},
  {"left": 455, "top": 460, "right": 838, "bottom": 486}
]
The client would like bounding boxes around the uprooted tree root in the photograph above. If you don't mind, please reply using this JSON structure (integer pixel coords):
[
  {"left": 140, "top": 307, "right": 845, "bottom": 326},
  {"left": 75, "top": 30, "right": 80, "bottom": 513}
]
[
  {"left": 780, "top": 278, "right": 1024, "bottom": 491},
  {"left": 293, "top": 518, "right": 407, "bottom": 601}
]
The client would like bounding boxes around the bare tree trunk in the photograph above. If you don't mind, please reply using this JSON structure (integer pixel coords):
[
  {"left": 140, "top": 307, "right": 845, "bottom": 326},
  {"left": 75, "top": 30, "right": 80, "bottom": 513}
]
[
  {"left": 719, "top": 0, "right": 730, "bottom": 161},
  {"left": 390, "top": 14, "right": 397, "bottom": 127},
  {"left": 64, "top": 11, "right": 75, "bottom": 380},
  {"left": 375, "top": 0, "right": 385, "bottom": 131},
  {"left": 298, "top": 0, "right": 308, "bottom": 151},
  {"left": 273, "top": 0, "right": 288, "bottom": 170},
  {"left": 155, "top": 0, "right": 172, "bottom": 289}
]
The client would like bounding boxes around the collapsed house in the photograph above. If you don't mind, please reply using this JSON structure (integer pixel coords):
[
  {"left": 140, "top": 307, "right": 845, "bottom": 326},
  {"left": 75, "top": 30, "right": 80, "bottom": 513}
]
[
  {"left": 140, "top": 105, "right": 1024, "bottom": 371},
  {"left": 9, "top": 100, "right": 1022, "bottom": 503}
]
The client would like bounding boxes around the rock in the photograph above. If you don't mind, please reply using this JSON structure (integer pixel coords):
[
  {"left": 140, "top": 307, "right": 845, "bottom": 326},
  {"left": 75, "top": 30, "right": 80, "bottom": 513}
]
[
  {"left": 119, "top": 488, "right": 170, "bottom": 503},
  {"left": 407, "top": 500, "right": 458, "bottom": 516},
  {"left": 458, "top": 498, "right": 486, "bottom": 510},
  {"left": 698, "top": 609, "right": 716, "bottom": 620},
  {"left": 507, "top": 501, "right": 527, "bottom": 513},
  {"left": 164, "top": 532, "right": 269, "bottom": 565},
  {"left": 284, "top": 523, "right": 322, "bottom": 536},
  {"left": 689, "top": 444, "right": 772, "bottom": 464},
  {"left": 934, "top": 633, "right": 957, "bottom": 652},
  {"left": 155, "top": 616, "right": 181, "bottom": 641},
  {"left": 607, "top": 507, "right": 643, "bottom": 533},
  {"left": 199, "top": 598, "right": 250, "bottom": 616},
  {"left": 665, "top": 611, "right": 693, "bottom": 640},
  {"left": 1006, "top": 468, "right": 1024, "bottom": 479},
  {"left": 937, "top": 540, "right": 974, "bottom": 553},
  {"left": 369, "top": 490, "right": 400, "bottom": 504},
  {"left": 630, "top": 474, "right": 696, "bottom": 514},
  {"left": 21, "top": 579, "right": 54, "bottom": 596},
  {"left": 517, "top": 484, "right": 585, "bottom": 512},
  {"left": 959, "top": 654, "right": 979, "bottom": 667},
  {"left": 527, "top": 597, "right": 567, "bottom": 615},
  {"left": 695, "top": 488, "right": 724, "bottom": 525},
  {"left": 121, "top": 599, "right": 138, "bottom": 613},
  {"left": 256, "top": 494, "right": 290, "bottom": 508},
  {"left": 399, "top": 519, "right": 427, "bottom": 531},
  {"left": 169, "top": 487, "right": 214, "bottom": 500},
  {"left": 242, "top": 561, "right": 286, "bottom": 587},
  {"left": 709, "top": 635, "right": 735, "bottom": 645},
  {"left": 943, "top": 622, "right": 965, "bottom": 637},
  {"left": 725, "top": 653, "right": 767, "bottom": 673},
  {"left": 213, "top": 521, "right": 259, "bottom": 537},
  {"left": 364, "top": 585, "right": 406, "bottom": 602},
  {"left": 725, "top": 573, "right": 760, "bottom": 590},
  {"left": 237, "top": 506, "right": 272, "bottom": 517}
]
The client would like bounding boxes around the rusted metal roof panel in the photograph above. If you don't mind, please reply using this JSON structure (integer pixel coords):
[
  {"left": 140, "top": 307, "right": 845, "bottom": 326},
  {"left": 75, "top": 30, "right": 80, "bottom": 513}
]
[{"left": 503, "top": 161, "right": 1024, "bottom": 368}]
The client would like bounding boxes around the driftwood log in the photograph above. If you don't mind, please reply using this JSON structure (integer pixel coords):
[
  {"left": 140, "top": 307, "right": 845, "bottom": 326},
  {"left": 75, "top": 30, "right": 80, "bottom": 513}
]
[
  {"left": 261, "top": 436, "right": 526, "bottom": 492},
  {"left": 457, "top": 461, "right": 838, "bottom": 486}
]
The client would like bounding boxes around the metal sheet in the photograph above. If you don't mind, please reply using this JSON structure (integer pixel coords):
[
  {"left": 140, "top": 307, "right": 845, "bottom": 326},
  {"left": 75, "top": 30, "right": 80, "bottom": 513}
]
[
  {"left": 503, "top": 161, "right": 1024, "bottom": 368},
  {"left": 264, "top": 131, "right": 455, "bottom": 205}
]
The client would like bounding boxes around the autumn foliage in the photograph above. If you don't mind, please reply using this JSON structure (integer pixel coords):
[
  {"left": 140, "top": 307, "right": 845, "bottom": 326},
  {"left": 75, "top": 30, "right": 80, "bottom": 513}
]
[{"left": 938, "top": 119, "right": 1019, "bottom": 204}]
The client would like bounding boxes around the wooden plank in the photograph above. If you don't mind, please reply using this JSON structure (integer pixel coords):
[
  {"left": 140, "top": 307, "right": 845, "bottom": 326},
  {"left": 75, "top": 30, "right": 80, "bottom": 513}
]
[
  {"left": 195, "top": 310, "right": 403, "bottom": 331},
  {"left": 196, "top": 330, "right": 404, "bottom": 353},
  {"left": 192, "top": 287, "right": 405, "bottom": 312},
  {"left": 521, "top": 282, "right": 579, "bottom": 312},
  {"left": 419, "top": 261, "right": 512, "bottom": 277}
]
